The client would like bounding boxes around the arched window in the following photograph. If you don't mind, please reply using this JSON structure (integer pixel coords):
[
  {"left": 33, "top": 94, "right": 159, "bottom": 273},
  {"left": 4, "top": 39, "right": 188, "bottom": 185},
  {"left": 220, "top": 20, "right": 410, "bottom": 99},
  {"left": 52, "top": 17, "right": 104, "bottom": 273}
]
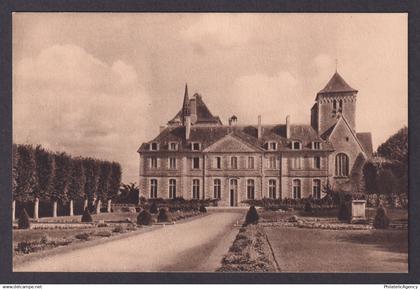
[
  {"left": 213, "top": 179, "right": 221, "bottom": 199},
  {"left": 312, "top": 179, "right": 321, "bottom": 199},
  {"left": 292, "top": 179, "right": 301, "bottom": 199},
  {"left": 335, "top": 153, "right": 349, "bottom": 177},
  {"left": 247, "top": 179, "right": 255, "bottom": 200}
]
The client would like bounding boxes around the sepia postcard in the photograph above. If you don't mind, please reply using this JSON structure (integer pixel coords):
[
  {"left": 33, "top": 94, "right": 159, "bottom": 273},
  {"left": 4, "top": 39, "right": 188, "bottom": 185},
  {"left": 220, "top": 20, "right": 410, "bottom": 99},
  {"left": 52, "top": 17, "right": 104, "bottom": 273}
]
[{"left": 11, "top": 12, "right": 408, "bottom": 274}]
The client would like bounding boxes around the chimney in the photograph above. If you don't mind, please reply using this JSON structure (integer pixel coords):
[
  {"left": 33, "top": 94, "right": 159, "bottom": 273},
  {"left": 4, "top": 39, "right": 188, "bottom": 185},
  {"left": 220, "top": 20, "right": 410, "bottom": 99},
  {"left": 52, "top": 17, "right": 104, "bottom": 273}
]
[
  {"left": 257, "top": 115, "right": 262, "bottom": 139},
  {"left": 286, "top": 115, "right": 291, "bottom": 139}
]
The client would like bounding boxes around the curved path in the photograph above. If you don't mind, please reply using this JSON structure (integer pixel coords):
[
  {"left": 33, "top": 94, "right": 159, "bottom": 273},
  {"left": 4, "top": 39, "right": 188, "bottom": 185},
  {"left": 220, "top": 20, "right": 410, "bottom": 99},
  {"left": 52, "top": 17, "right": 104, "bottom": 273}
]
[{"left": 14, "top": 212, "right": 243, "bottom": 272}]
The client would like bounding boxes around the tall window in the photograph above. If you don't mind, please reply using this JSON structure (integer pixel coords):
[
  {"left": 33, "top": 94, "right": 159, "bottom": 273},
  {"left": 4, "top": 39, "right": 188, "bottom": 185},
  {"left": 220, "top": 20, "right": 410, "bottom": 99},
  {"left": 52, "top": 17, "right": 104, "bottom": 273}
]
[
  {"left": 312, "top": 179, "right": 321, "bottom": 199},
  {"left": 215, "top": 157, "right": 222, "bottom": 169},
  {"left": 248, "top": 156, "right": 255, "bottom": 169},
  {"left": 338, "top": 99, "right": 343, "bottom": 111},
  {"left": 292, "top": 179, "right": 301, "bottom": 199},
  {"left": 169, "top": 157, "right": 176, "bottom": 169},
  {"left": 291, "top": 157, "right": 302, "bottom": 169},
  {"left": 333, "top": 99, "right": 337, "bottom": 111},
  {"left": 268, "top": 156, "right": 277, "bottom": 169},
  {"left": 150, "top": 179, "right": 158, "bottom": 199},
  {"left": 192, "top": 157, "right": 200, "bottom": 169},
  {"left": 269, "top": 180, "right": 276, "bottom": 199},
  {"left": 192, "top": 179, "right": 200, "bottom": 199},
  {"left": 213, "top": 179, "right": 221, "bottom": 199},
  {"left": 335, "top": 153, "right": 349, "bottom": 177},
  {"left": 247, "top": 179, "right": 255, "bottom": 200},
  {"left": 150, "top": 157, "right": 158, "bottom": 169},
  {"left": 313, "top": 156, "right": 321, "bottom": 169},
  {"left": 169, "top": 179, "right": 176, "bottom": 199},
  {"left": 231, "top": 156, "right": 238, "bottom": 169}
]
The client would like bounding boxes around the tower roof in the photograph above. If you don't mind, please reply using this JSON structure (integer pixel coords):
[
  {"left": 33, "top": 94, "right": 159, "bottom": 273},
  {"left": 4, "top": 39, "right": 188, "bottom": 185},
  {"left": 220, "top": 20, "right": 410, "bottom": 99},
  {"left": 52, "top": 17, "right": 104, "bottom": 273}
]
[
  {"left": 317, "top": 72, "right": 358, "bottom": 95},
  {"left": 181, "top": 83, "right": 190, "bottom": 118}
]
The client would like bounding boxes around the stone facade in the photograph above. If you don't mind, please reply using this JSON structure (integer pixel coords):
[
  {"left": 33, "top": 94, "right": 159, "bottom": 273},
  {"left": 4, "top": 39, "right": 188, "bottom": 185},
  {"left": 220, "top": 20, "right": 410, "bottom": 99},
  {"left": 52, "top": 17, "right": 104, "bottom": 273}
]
[{"left": 138, "top": 73, "right": 373, "bottom": 206}]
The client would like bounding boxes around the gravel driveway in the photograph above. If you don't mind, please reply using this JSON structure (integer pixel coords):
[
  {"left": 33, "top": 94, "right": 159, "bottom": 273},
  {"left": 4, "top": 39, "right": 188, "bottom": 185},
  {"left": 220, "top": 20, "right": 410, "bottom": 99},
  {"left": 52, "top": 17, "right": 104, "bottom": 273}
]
[{"left": 14, "top": 212, "right": 243, "bottom": 272}]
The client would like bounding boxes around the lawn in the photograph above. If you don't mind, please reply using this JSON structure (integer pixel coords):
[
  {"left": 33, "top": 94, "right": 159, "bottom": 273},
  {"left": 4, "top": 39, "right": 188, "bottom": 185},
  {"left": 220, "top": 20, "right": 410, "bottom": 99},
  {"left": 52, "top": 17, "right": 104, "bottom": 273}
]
[{"left": 265, "top": 226, "right": 408, "bottom": 272}]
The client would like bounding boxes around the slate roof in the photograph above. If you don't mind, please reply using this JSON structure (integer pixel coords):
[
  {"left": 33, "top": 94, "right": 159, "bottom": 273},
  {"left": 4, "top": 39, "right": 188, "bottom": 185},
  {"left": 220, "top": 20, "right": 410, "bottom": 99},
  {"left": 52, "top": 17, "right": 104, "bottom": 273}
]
[
  {"left": 168, "top": 93, "right": 222, "bottom": 125},
  {"left": 317, "top": 72, "right": 358, "bottom": 98},
  {"left": 356, "top": 132, "right": 373, "bottom": 157},
  {"left": 138, "top": 124, "right": 334, "bottom": 153}
]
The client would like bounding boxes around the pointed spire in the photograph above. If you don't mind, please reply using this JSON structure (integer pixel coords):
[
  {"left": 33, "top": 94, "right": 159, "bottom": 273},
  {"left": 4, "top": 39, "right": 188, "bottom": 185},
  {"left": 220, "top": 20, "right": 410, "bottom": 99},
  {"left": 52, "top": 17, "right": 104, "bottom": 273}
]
[{"left": 182, "top": 83, "right": 190, "bottom": 124}]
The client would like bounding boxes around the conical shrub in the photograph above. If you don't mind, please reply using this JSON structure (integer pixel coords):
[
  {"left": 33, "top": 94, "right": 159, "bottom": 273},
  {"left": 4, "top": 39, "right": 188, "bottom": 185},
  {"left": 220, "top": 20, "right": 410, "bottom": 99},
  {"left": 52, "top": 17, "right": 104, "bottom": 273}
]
[
  {"left": 18, "top": 208, "right": 31, "bottom": 229},
  {"left": 157, "top": 207, "right": 172, "bottom": 223},
  {"left": 199, "top": 204, "right": 207, "bottom": 213},
  {"left": 137, "top": 209, "right": 153, "bottom": 225},
  {"left": 81, "top": 208, "right": 93, "bottom": 222},
  {"left": 373, "top": 204, "right": 390, "bottom": 229},
  {"left": 244, "top": 206, "right": 259, "bottom": 226},
  {"left": 149, "top": 202, "right": 158, "bottom": 214}
]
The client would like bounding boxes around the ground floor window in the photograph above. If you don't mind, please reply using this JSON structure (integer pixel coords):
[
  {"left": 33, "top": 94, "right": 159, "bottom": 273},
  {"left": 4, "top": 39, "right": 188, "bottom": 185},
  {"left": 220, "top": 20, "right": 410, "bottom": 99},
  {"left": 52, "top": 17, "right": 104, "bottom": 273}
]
[
  {"left": 293, "top": 179, "right": 301, "bottom": 199},
  {"left": 192, "top": 179, "right": 200, "bottom": 199},
  {"left": 269, "top": 179, "right": 276, "bottom": 199},
  {"left": 312, "top": 179, "right": 321, "bottom": 199},
  {"left": 247, "top": 179, "right": 255, "bottom": 200},
  {"left": 169, "top": 179, "right": 176, "bottom": 199},
  {"left": 150, "top": 179, "right": 158, "bottom": 198},
  {"left": 213, "top": 179, "right": 221, "bottom": 199}
]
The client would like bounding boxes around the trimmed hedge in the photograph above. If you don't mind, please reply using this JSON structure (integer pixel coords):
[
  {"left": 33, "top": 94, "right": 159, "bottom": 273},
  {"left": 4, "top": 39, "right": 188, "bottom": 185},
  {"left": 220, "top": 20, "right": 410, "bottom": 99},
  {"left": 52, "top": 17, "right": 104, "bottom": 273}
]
[{"left": 199, "top": 205, "right": 207, "bottom": 213}]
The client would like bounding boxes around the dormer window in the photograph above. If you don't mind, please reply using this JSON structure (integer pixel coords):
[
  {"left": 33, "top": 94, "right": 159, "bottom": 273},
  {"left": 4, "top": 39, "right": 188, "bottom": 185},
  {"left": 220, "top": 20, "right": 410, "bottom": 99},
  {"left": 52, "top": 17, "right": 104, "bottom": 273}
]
[
  {"left": 192, "top": 142, "right": 201, "bottom": 151},
  {"left": 169, "top": 142, "right": 178, "bottom": 151},
  {"left": 150, "top": 142, "right": 159, "bottom": 151},
  {"left": 312, "top": 141, "right": 321, "bottom": 150},
  {"left": 268, "top": 142, "right": 277, "bottom": 151},
  {"left": 292, "top": 141, "right": 302, "bottom": 150}
]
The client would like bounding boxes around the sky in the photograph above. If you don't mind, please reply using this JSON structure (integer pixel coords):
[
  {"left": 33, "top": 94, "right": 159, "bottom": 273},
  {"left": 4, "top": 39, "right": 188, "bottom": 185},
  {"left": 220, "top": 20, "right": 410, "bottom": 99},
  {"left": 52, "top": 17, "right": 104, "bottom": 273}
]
[{"left": 13, "top": 13, "right": 407, "bottom": 183}]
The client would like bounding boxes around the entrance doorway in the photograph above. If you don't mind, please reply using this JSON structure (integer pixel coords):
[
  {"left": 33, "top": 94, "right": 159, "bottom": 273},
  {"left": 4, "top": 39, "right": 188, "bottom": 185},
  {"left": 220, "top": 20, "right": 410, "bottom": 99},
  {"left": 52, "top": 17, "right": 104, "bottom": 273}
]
[{"left": 229, "top": 179, "right": 238, "bottom": 207}]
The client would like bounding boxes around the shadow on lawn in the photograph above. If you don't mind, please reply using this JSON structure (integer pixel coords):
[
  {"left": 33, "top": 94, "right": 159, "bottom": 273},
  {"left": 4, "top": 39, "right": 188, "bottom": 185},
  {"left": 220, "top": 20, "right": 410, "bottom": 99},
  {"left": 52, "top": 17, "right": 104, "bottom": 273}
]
[{"left": 337, "top": 229, "right": 408, "bottom": 254}]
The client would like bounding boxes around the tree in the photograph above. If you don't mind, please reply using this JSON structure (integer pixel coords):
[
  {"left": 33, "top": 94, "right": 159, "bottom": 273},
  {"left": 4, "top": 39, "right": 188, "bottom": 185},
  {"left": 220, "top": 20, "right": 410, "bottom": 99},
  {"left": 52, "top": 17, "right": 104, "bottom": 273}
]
[
  {"left": 51, "top": 152, "right": 71, "bottom": 217},
  {"left": 14, "top": 145, "right": 36, "bottom": 219},
  {"left": 67, "top": 158, "right": 86, "bottom": 216},
  {"left": 377, "top": 126, "right": 408, "bottom": 194},
  {"left": 33, "top": 145, "right": 54, "bottom": 219},
  {"left": 96, "top": 161, "right": 111, "bottom": 214},
  {"left": 12, "top": 144, "right": 18, "bottom": 221},
  {"left": 118, "top": 183, "right": 139, "bottom": 204},
  {"left": 108, "top": 162, "right": 122, "bottom": 210},
  {"left": 82, "top": 158, "right": 99, "bottom": 212}
]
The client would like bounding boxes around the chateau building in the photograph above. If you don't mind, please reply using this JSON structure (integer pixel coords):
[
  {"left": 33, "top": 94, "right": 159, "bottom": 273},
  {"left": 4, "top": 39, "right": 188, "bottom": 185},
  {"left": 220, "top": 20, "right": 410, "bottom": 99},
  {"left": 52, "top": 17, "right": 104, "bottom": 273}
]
[{"left": 138, "top": 72, "right": 373, "bottom": 206}]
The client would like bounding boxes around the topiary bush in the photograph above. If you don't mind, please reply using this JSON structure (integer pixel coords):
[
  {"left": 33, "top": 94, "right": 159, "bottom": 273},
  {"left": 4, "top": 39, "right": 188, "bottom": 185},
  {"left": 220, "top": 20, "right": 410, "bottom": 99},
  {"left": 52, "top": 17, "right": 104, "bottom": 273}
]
[
  {"left": 199, "top": 204, "right": 207, "bottom": 213},
  {"left": 337, "top": 202, "right": 351, "bottom": 222},
  {"left": 157, "top": 207, "right": 172, "bottom": 223},
  {"left": 244, "top": 206, "right": 259, "bottom": 226},
  {"left": 373, "top": 204, "right": 390, "bottom": 229},
  {"left": 149, "top": 202, "right": 158, "bottom": 214},
  {"left": 81, "top": 208, "right": 93, "bottom": 223},
  {"left": 137, "top": 209, "right": 153, "bottom": 226},
  {"left": 18, "top": 208, "right": 31, "bottom": 229}
]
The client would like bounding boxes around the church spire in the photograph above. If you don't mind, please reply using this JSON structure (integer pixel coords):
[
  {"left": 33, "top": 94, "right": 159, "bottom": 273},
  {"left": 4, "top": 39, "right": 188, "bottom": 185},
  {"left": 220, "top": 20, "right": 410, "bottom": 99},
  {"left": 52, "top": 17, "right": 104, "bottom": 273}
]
[{"left": 182, "top": 83, "right": 190, "bottom": 124}]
